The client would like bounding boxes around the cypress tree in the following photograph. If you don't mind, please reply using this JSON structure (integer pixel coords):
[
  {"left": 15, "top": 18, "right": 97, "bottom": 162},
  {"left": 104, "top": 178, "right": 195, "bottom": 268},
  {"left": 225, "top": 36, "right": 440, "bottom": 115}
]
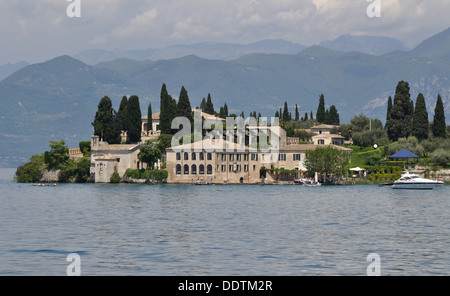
[
  {"left": 295, "top": 104, "right": 300, "bottom": 121},
  {"left": 92, "top": 96, "right": 121, "bottom": 144},
  {"left": 147, "top": 101, "right": 153, "bottom": 133},
  {"left": 327, "top": 105, "right": 340, "bottom": 125},
  {"left": 177, "top": 86, "right": 193, "bottom": 124},
  {"left": 200, "top": 98, "right": 206, "bottom": 112},
  {"left": 205, "top": 94, "right": 215, "bottom": 115},
  {"left": 411, "top": 93, "right": 428, "bottom": 141},
  {"left": 386, "top": 81, "right": 414, "bottom": 141},
  {"left": 282, "top": 101, "right": 289, "bottom": 122},
  {"left": 432, "top": 94, "right": 447, "bottom": 138},
  {"left": 159, "top": 83, "right": 175, "bottom": 135},
  {"left": 316, "top": 94, "right": 326, "bottom": 123},
  {"left": 126, "top": 95, "right": 142, "bottom": 143},
  {"left": 386, "top": 96, "right": 392, "bottom": 123},
  {"left": 117, "top": 96, "right": 128, "bottom": 132}
]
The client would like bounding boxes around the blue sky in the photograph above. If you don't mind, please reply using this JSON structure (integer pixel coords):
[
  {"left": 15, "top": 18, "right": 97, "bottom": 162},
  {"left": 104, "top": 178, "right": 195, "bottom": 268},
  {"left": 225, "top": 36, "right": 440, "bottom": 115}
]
[{"left": 2, "top": 0, "right": 450, "bottom": 64}]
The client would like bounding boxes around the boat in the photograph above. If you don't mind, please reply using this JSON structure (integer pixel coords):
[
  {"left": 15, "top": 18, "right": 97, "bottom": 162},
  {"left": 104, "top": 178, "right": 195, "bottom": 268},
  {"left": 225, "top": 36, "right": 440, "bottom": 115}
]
[{"left": 392, "top": 172, "right": 444, "bottom": 190}]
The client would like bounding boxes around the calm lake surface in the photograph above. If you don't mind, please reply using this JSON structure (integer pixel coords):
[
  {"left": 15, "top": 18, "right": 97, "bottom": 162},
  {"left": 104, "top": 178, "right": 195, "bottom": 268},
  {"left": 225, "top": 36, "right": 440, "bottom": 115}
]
[{"left": 0, "top": 168, "right": 449, "bottom": 276}]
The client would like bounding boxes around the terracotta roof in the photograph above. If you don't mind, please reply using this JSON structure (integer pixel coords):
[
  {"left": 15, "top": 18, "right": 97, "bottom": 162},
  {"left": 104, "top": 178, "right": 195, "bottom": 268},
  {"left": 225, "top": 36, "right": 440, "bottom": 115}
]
[{"left": 142, "top": 112, "right": 160, "bottom": 120}]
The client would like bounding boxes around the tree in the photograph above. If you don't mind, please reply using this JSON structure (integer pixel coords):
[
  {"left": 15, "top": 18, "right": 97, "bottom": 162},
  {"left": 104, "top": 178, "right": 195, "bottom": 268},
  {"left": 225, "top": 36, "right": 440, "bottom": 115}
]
[
  {"left": 412, "top": 93, "right": 429, "bottom": 141},
  {"left": 432, "top": 94, "right": 446, "bottom": 138},
  {"left": 177, "top": 86, "right": 193, "bottom": 124},
  {"left": 386, "top": 81, "right": 414, "bottom": 141},
  {"left": 205, "top": 93, "right": 215, "bottom": 115},
  {"left": 15, "top": 154, "right": 45, "bottom": 183},
  {"left": 295, "top": 104, "right": 300, "bottom": 121},
  {"left": 126, "top": 95, "right": 142, "bottom": 143},
  {"left": 117, "top": 96, "right": 128, "bottom": 132},
  {"left": 282, "top": 101, "right": 290, "bottom": 122},
  {"left": 160, "top": 83, "right": 177, "bottom": 135},
  {"left": 327, "top": 105, "right": 340, "bottom": 125},
  {"left": 304, "top": 146, "right": 348, "bottom": 180},
  {"left": 138, "top": 145, "right": 162, "bottom": 169},
  {"left": 316, "top": 94, "right": 326, "bottom": 123},
  {"left": 386, "top": 96, "right": 392, "bottom": 123},
  {"left": 44, "top": 140, "right": 69, "bottom": 170},
  {"left": 92, "top": 96, "right": 121, "bottom": 144},
  {"left": 147, "top": 101, "right": 153, "bottom": 133}
]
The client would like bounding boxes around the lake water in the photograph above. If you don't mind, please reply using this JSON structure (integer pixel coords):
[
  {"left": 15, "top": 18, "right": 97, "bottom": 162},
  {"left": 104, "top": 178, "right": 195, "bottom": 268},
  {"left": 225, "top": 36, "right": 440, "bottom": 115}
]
[{"left": 0, "top": 168, "right": 449, "bottom": 276}]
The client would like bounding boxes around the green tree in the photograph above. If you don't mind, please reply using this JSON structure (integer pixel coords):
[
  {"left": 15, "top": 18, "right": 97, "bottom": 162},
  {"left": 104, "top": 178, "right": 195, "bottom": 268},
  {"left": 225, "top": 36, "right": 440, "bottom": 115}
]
[
  {"left": 147, "top": 101, "right": 153, "bottom": 133},
  {"left": 160, "top": 83, "right": 177, "bottom": 135},
  {"left": 432, "top": 94, "right": 446, "bottom": 138},
  {"left": 304, "top": 146, "right": 348, "bottom": 179},
  {"left": 386, "top": 81, "right": 414, "bottom": 141},
  {"left": 117, "top": 96, "right": 128, "bottom": 132},
  {"left": 386, "top": 96, "right": 393, "bottom": 123},
  {"left": 295, "top": 104, "right": 300, "bottom": 121},
  {"left": 138, "top": 146, "right": 162, "bottom": 169},
  {"left": 177, "top": 86, "right": 193, "bottom": 124},
  {"left": 126, "top": 95, "right": 142, "bottom": 143},
  {"left": 205, "top": 93, "right": 215, "bottom": 115},
  {"left": 15, "top": 154, "right": 45, "bottom": 183},
  {"left": 282, "top": 101, "right": 290, "bottom": 122},
  {"left": 110, "top": 171, "right": 121, "bottom": 183},
  {"left": 316, "top": 94, "right": 326, "bottom": 123},
  {"left": 412, "top": 93, "right": 429, "bottom": 141},
  {"left": 92, "top": 96, "right": 121, "bottom": 144},
  {"left": 327, "top": 105, "right": 340, "bottom": 125},
  {"left": 44, "top": 140, "right": 69, "bottom": 170}
]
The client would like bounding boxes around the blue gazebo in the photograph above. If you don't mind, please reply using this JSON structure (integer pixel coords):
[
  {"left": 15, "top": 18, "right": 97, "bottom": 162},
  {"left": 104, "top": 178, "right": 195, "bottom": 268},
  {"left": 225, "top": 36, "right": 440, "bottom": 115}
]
[
  {"left": 389, "top": 149, "right": 420, "bottom": 167},
  {"left": 389, "top": 149, "right": 419, "bottom": 159}
]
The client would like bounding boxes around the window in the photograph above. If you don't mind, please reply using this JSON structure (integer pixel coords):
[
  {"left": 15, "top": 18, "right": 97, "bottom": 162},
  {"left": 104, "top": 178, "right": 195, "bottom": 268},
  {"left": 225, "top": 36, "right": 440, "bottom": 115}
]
[
  {"left": 184, "top": 152, "right": 189, "bottom": 160},
  {"left": 207, "top": 164, "right": 213, "bottom": 174},
  {"left": 207, "top": 153, "right": 212, "bottom": 160},
  {"left": 278, "top": 153, "right": 286, "bottom": 161},
  {"left": 318, "top": 139, "right": 325, "bottom": 145},
  {"left": 184, "top": 164, "right": 189, "bottom": 174},
  {"left": 236, "top": 154, "right": 241, "bottom": 161},
  {"left": 244, "top": 165, "right": 249, "bottom": 172},
  {"left": 176, "top": 152, "right": 181, "bottom": 161},
  {"left": 293, "top": 154, "right": 301, "bottom": 161},
  {"left": 222, "top": 165, "right": 226, "bottom": 172},
  {"left": 244, "top": 154, "right": 249, "bottom": 161},
  {"left": 176, "top": 164, "right": 182, "bottom": 175},
  {"left": 199, "top": 164, "right": 205, "bottom": 174},
  {"left": 192, "top": 152, "right": 196, "bottom": 160},
  {"left": 222, "top": 154, "right": 226, "bottom": 161},
  {"left": 199, "top": 152, "right": 204, "bottom": 161},
  {"left": 236, "top": 165, "right": 241, "bottom": 172},
  {"left": 251, "top": 153, "right": 258, "bottom": 161},
  {"left": 191, "top": 164, "right": 197, "bottom": 175},
  {"left": 230, "top": 154, "right": 234, "bottom": 161},
  {"left": 229, "top": 165, "right": 234, "bottom": 172}
]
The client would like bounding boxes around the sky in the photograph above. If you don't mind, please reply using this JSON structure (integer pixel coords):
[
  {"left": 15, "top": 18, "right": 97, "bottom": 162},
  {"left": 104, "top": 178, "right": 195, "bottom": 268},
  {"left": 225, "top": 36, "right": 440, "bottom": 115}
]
[{"left": 1, "top": 0, "right": 450, "bottom": 65}]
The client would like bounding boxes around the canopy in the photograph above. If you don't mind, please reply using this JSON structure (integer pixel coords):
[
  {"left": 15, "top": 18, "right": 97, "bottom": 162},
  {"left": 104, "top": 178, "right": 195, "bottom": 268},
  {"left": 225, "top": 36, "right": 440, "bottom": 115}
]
[
  {"left": 389, "top": 149, "right": 419, "bottom": 159},
  {"left": 349, "top": 167, "right": 364, "bottom": 171}
]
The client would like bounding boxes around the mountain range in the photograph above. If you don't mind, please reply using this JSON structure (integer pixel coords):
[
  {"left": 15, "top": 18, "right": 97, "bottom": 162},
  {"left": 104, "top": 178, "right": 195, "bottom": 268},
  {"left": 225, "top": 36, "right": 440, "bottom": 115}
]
[{"left": 1, "top": 29, "right": 450, "bottom": 168}]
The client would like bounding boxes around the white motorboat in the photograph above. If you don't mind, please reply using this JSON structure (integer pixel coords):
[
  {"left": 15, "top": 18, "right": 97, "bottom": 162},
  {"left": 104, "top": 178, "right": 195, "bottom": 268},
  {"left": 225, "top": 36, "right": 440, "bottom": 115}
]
[{"left": 392, "top": 172, "right": 444, "bottom": 190}]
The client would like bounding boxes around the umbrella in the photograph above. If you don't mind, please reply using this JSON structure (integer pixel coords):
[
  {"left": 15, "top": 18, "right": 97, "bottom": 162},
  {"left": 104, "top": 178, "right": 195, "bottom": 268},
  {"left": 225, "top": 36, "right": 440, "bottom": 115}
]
[{"left": 389, "top": 149, "right": 419, "bottom": 159}]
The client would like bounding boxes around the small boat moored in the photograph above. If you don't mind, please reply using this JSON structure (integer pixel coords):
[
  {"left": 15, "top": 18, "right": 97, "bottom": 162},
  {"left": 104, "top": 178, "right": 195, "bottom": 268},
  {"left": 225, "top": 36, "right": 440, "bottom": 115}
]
[{"left": 392, "top": 172, "right": 444, "bottom": 190}]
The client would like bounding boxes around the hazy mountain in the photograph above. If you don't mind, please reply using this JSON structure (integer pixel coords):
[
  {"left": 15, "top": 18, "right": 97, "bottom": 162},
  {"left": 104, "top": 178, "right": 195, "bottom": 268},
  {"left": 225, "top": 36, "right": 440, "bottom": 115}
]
[
  {"left": 74, "top": 39, "right": 305, "bottom": 65},
  {"left": 0, "top": 61, "right": 28, "bottom": 81},
  {"left": 410, "top": 27, "right": 450, "bottom": 59},
  {"left": 320, "top": 34, "right": 409, "bottom": 55},
  {"left": 1, "top": 29, "right": 450, "bottom": 167}
]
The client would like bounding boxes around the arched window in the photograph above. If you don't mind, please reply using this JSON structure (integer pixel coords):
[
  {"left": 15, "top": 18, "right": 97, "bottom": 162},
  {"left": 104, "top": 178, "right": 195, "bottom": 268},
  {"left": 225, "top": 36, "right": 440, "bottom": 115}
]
[
  {"left": 184, "top": 152, "right": 189, "bottom": 160},
  {"left": 176, "top": 152, "right": 181, "bottom": 161},
  {"left": 191, "top": 164, "right": 197, "bottom": 175},
  {"left": 184, "top": 164, "right": 189, "bottom": 174},
  {"left": 199, "top": 164, "right": 205, "bottom": 175},
  {"left": 176, "top": 164, "right": 182, "bottom": 175},
  {"left": 207, "top": 164, "right": 213, "bottom": 175},
  {"left": 199, "top": 152, "right": 204, "bottom": 160},
  {"left": 192, "top": 152, "right": 196, "bottom": 160}
]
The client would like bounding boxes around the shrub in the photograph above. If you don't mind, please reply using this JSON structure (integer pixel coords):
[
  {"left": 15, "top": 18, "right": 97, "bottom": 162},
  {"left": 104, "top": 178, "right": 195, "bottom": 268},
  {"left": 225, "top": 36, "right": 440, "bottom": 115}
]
[
  {"left": 15, "top": 154, "right": 45, "bottom": 183},
  {"left": 430, "top": 149, "right": 450, "bottom": 167},
  {"left": 110, "top": 171, "right": 121, "bottom": 183}
]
